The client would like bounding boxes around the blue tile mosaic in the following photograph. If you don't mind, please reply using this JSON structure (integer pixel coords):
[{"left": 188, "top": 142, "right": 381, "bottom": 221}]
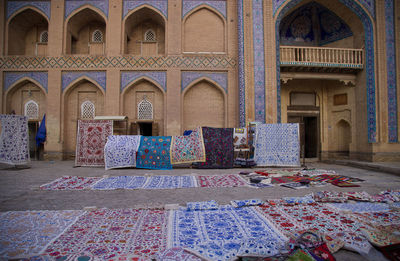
[
  {"left": 120, "top": 71, "right": 166, "bottom": 92},
  {"left": 4, "top": 72, "right": 48, "bottom": 92}
]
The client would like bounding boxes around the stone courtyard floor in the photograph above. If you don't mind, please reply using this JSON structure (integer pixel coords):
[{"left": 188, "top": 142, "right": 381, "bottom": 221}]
[{"left": 1, "top": 161, "right": 400, "bottom": 260}]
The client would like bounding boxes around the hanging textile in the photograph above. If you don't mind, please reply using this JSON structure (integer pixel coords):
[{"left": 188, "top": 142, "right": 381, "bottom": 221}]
[
  {"left": 170, "top": 127, "right": 206, "bottom": 164},
  {"left": 104, "top": 135, "right": 141, "bottom": 170},
  {"left": 254, "top": 123, "right": 300, "bottom": 167},
  {"left": 193, "top": 127, "right": 234, "bottom": 169},
  {"left": 0, "top": 114, "right": 30, "bottom": 165},
  {"left": 75, "top": 120, "right": 113, "bottom": 167},
  {"left": 35, "top": 114, "right": 46, "bottom": 147},
  {"left": 136, "top": 136, "right": 172, "bottom": 170}
]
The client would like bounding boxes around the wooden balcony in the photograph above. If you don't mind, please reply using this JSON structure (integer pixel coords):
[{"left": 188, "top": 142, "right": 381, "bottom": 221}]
[{"left": 280, "top": 46, "right": 364, "bottom": 70}]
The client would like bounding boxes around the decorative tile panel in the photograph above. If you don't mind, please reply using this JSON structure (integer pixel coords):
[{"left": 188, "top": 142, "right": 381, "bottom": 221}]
[
  {"left": 273, "top": 0, "right": 375, "bottom": 19},
  {"left": 385, "top": 0, "right": 398, "bottom": 142},
  {"left": 339, "top": 0, "right": 376, "bottom": 142},
  {"left": 276, "top": 0, "right": 376, "bottom": 142},
  {"left": 4, "top": 72, "right": 48, "bottom": 92},
  {"left": 279, "top": 2, "right": 353, "bottom": 46},
  {"left": 253, "top": 0, "right": 265, "bottom": 123},
  {"left": 181, "top": 71, "right": 227, "bottom": 93},
  {"left": 237, "top": 0, "right": 245, "bottom": 127},
  {"left": 121, "top": 71, "right": 166, "bottom": 92},
  {"left": 65, "top": 0, "right": 109, "bottom": 18},
  {"left": 182, "top": 0, "right": 226, "bottom": 18},
  {"left": 7, "top": 1, "right": 51, "bottom": 20},
  {"left": 62, "top": 71, "right": 106, "bottom": 91},
  {"left": 0, "top": 56, "right": 236, "bottom": 70},
  {"left": 123, "top": 0, "right": 168, "bottom": 18}
]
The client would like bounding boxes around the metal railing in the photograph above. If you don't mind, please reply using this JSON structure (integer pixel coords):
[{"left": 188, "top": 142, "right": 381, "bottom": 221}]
[{"left": 280, "top": 46, "right": 363, "bottom": 68}]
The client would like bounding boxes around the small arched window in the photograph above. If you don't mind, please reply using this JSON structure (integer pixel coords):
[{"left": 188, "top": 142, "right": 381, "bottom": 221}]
[
  {"left": 40, "top": 31, "right": 48, "bottom": 43},
  {"left": 81, "top": 101, "right": 95, "bottom": 119},
  {"left": 137, "top": 97, "right": 153, "bottom": 120},
  {"left": 92, "top": 29, "right": 103, "bottom": 43},
  {"left": 25, "top": 100, "right": 39, "bottom": 119},
  {"left": 144, "top": 29, "right": 156, "bottom": 42}
]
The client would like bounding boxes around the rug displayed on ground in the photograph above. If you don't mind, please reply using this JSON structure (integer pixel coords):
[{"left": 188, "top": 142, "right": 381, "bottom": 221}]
[
  {"left": 197, "top": 174, "right": 249, "bottom": 188},
  {"left": 257, "top": 202, "right": 373, "bottom": 254},
  {"left": 75, "top": 120, "right": 113, "bottom": 167},
  {"left": 0, "top": 114, "right": 30, "bottom": 165},
  {"left": 92, "top": 176, "right": 197, "bottom": 190},
  {"left": 170, "top": 127, "right": 206, "bottom": 164},
  {"left": 44, "top": 209, "right": 168, "bottom": 260},
  {"left": 0, "top": 210, "right": 83, "bottom": 259},
  {"left": 136, "top": 136, "right": 172, "bottom": 170},
  {"left": 168, "top": 205, "right": 287, "bottom": 261},
  {"left": 193, "top": 127, "right": 234, "bottom": 169},
  {"left": 254, "top": 123, "right": 300, "bottom": 167},
  {"left": 104, "top": 135, "right": 141, "bottom": 170},
  {"left": 40, "top": 176, "right": 103, "bottom": 190}
]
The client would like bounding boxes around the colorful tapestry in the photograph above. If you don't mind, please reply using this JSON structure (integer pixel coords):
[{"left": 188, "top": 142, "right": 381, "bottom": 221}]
[
  {"left": 136, "top": 136, "right": 172, "bottom": 170},
  {"left": 0, "top": 210, "right": 83, "bottom": 259},
  {"left": 170, "top": 127, "right": 206, "bottom": 164},
  {"left": 192, "top": 127, "right": 234, "bottom": 169},
  {"left": 40, "top": 176, "right": 102, "bottom": 190},
  {"left": 75, "top": 120, "right": 113, "bottom": 167},
  {"left": 168, "top": 205, "right": 287, "bottom": 261},
  {"left": 44, "top": 209, "right": 168, "bottom": 260},
  {"left": 352, "top": 210, "right": 400, "bottom": 227},
  {"left": 313, "top": 191, "right": 348, "bottom": 203},
  {"left": 0, "top": 114, "right": 30, "bottom": 165},
  {"left": 257, "top": 203, "right": 373, "bottom": 254},
  {"left": 104, "top": 135, "right": 141, "bottom": 170},
  {"left": 254, "top": 123, "right": 300, "bottom": 167},
  {"left": 143, "top": 176, "right": 197, "bottom": 189},
  {"left": 197, "top": 174, "right": 249, "bottom": 188},
  {"left": 92, "top": 176, "right": 147, "bottom": 190}
]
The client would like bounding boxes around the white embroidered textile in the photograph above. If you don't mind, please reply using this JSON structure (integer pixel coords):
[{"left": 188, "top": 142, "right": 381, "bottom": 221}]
[
  {"left": 0, "top": 114, "right": 30, "bottom": 165},
  {"left": 254, "top": 123, "right": 300, "bottom": 167},
  {"left": 104, "top": 135, "right": 141, "bottom": 170}
]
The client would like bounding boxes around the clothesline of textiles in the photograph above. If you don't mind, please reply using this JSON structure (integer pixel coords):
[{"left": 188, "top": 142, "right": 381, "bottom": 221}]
[{"left": 76, "top": 120, "right": 300, "bottom": 170}]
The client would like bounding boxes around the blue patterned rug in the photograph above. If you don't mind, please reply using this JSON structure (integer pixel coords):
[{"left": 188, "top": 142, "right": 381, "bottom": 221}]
[
  {"left": 254, "top": 123, "right": 300, "bottom": 167},
  {"left": 168, "top": 206, "right": 287, "bottom": 260},
  {"left": 136, "top": 136, "right": 172, "bottom": 170},
  {"left": 92, "top": 176, "right": 147, "bottom": 190},
  {"left": 91, "top": 176, "right": 197, "bottom": 190}
]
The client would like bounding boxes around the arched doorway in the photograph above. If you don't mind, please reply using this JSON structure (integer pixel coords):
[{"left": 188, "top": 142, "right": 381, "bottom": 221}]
[
  {"left": 5, "top": 80, "right": 47, "bottom": 159},
  {"left": 63, "top": 79, "right": 105, "bottom": 158},
  {"left": 123, "top": 7, "right": 166, "bottom": 55},
  {"left": 183, "top": 79, "right": 225, "bottom": 131},
  {"left": 336, "top": 119, "right": 351, "bottom": 156},
  {"left": 122, "top": 79, "right": 165, "bottom": 136},
  {"left": 7, "top": 8, "right": 48, "bottom": 55}
]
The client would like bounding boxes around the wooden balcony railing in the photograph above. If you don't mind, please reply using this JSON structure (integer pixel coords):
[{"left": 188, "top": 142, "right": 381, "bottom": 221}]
[{"left": 280, "top": 46, "right": 364, "bottom": 68}]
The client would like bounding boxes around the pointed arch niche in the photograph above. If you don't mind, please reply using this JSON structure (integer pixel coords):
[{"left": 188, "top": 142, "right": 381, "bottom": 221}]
[
  {"left": 183, "top": 6, "right": 226, "bottom": 53},
  {"left": 182, "top": 79, "right": 226, "bottom": 131},
  {"left": 122, "top": 78, "right": 165, "bottom": 135},
  {"left": 65, "top": 7, "right": 106, "bottom": 55},
  {"left": 62, "top": 78, "right": 105, "bottom": 156},
  {"left": 6, "top": 8, "right": 49, "bottom": 55},
  {"left": 123, "top": 7, "right": 166, "bottom": 56},
  {"left": 5, "top": 79, "right": 47, "bottom": 118}
]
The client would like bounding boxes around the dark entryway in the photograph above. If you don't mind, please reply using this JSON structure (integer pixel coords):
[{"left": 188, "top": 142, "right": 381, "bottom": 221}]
[
  {"left": 138, "top": 122, "right": 152, "bottom": 136},
  {"left": 28, "top": 121, "right": 43, "bottom": 160},
  {"left": 288, "top": 115, "right": 319, "bottom": 158}
]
